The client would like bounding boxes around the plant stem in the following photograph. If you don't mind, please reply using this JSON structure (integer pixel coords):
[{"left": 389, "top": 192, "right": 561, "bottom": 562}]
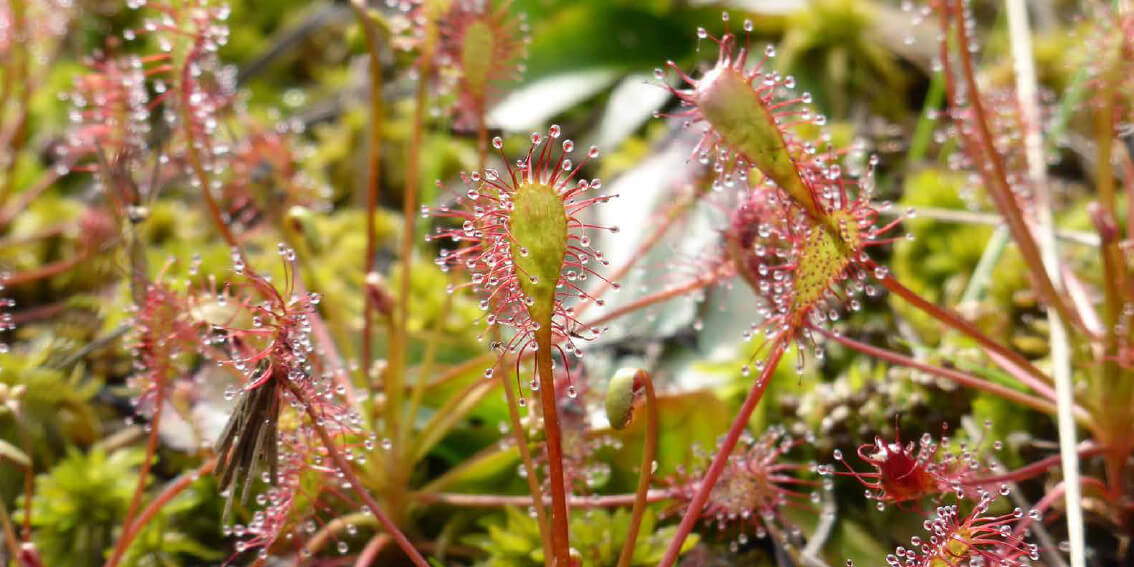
[
  {"left": 581, "top": 264, "right": 731, "bottom": 331},
  {"left": 876, "top": 270, "right": 1056, "bottom": 399},
  {"left": 535, "top": 325, "right": 571, "bottom": 566},
  {"left": 1005, "top": 4, "right": 1084, "bottom": 566},
  {"left": 284, "top": 379, "right": 433, "bottom": 567},
  {"left": 657, "top": 337, "right": 787, "bottom": 567},
  {"left": 353, "top": 534, "right": 392, "bottom": 567},
  {"left": 0, "top": 499, "right": 20, "bottom": 560},
  {"left": 104, "top": 394, "right": 165, "bottom": 567},
  {"left": 501, "top": 359, "right": 553, "bottom": 567},
  {"left": 349, "top": 0, "right": 385, "bottom": 403},
  {"left": 576, "top": 191, "right": 698, "bottom": 319},
  {"left": 0, "top": 0, "right": 28, "bottom": 208},
  {"left": 817, "top": 328, "right": 1072, "bottom": 418},
  {"left": 14, "top": 414, "right": 32, "bottom": 541},
  {"left": 944, "top": 0, "right": 1081, "bottom": 332},
  {"left": 4, "top": 252, "right": 92, "bottom": 286},
  {"left": 616, "top": 374, "right": 657, "bottom": 567},
  {"left": 961, "top": 443, "right": 1105, "bottom": 487},
  {"left": 413, "top": 490, "right": 675, "bottom": 508},
  {"left": 388, "top": 54, "right": 430, "bottom": 462},
  {"left": 107, "top": 456, "right": 219, "bottom": 567}
]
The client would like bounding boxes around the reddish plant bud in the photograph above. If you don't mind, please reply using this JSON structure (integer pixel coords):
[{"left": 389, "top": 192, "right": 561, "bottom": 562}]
[{"left": 365, "top": 271, "right": 395, "bottom": 317}]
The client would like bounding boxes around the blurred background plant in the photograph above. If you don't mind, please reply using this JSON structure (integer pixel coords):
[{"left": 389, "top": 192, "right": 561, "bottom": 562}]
[{"left": 0, "top": 0, "right": 1129, "bottom": 566}]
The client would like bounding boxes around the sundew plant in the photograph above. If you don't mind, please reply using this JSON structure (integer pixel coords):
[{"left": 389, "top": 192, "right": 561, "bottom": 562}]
[{"left": 0, "top": 0, "right": 1131, "bottom": 566}]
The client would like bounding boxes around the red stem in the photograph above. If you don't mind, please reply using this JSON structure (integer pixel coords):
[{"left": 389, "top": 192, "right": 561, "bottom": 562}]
[
  {"left": 499, "top": 354, "right": 552, "bottom": 567},
  {"left": 657, "top": 337, "right": 787, "bottom": 567},
  {"left": 283, "top": 380, "right": 433, "bottom": 567},
  {"left": 111, "top": 456, "right": 219, "bottom": 562},
  {"left": 943, "top": 0, "right": 1081, "bottom": 332},
  {"left": 15, "top": 415, "right": 33, "bottom": 541},
  {"left": 877, "top": 271, "right": 1057, "bottom": 400},
  {"left": 817, "top": 327, "right": 1071, "bottom": 418},
  {"left": 4, "top": 253, "right": 90, "bottom": 286},
  {"left": 104, "top": 393, "right": 165, "bottom": 567},
  {"left": 961, "top": 444, "right": 1106, "bottom": 487},
  {"left": 535, "top": 326, "right": 571, "bottom": 566}
]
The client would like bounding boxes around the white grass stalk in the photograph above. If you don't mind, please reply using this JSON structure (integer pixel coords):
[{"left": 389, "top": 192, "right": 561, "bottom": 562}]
[{"left": 1005, "top": 1, "right": 1084, "bottom": 566}]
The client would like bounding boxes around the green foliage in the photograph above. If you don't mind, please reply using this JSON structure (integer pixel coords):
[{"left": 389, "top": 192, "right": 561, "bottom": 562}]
[
  {"left": 120, "top": 477, "right": 225, "bottom": 567},
  {"left": 0, "top": 345, "right": 101, "bottom": 471},
  {"left": 27, "top": 447, "right": 143, "bottom": 567},
  {"left": 465, "top": 506, "right": 698, "bottom": 567},
  {"left": 891, "top": 169, "right": 994, "bottom": 342}
]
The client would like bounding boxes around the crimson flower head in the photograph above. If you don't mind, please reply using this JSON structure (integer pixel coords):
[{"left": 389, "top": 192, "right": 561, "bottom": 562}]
[
  {"left": 427, "top": 125, "right": 618, "bottom": 384},
  {"left": 824, "top": 424, "right": 989, "bottom": 509}
]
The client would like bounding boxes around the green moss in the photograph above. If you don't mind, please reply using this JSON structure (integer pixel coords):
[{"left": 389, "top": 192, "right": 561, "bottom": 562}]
[{"left": 466, "top": 506, "right": 698, "bottom": 567}]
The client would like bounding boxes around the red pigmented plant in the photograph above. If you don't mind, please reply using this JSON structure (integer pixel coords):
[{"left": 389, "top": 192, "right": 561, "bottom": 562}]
[
  {"left": 877, "top": 493, "right": 1040, "bottom": 567},
  {"left": 668, "top": 426, "right": 816, "bottom": 546},
  {"left": 428, "top": 125, "right": 617, "bottom": 565},
  {"left": 825, "top": 423, "right": 997, "bottom": 509}
]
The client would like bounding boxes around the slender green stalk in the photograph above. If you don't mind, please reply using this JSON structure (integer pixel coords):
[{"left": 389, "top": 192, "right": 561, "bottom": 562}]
[
  {"left": 615, "top": 372, "right": 657, "bottom": 567},
  {"left": 388, "top": 53, "right": 430, "bottom": 462},
  {"left": 405, "top": 283, "right": 453, "bottom": 448},
  {"left": 1005, "top": 5, "right": 1084, "bottom": 566},
  {"left": 906, "top": 71, "right": 944, "bottom": 165}
]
